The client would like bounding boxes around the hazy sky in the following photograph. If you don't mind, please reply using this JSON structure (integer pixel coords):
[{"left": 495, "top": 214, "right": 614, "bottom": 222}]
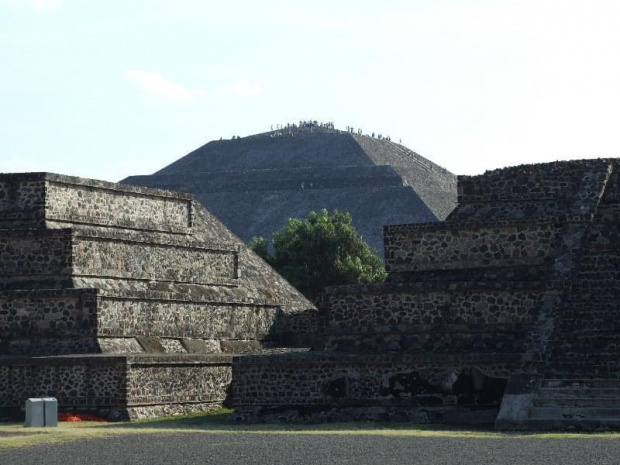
[{"left": 2, "top": 0, "right": 619, "bottom": 182}]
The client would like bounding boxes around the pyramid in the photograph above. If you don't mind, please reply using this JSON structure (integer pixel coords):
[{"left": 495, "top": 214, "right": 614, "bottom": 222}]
[
  {"left": 0, "top": 173, "right": 315, "bottom": 420},
  {"left": 123, "top": 126, "right": 457, "bottom": 254}
]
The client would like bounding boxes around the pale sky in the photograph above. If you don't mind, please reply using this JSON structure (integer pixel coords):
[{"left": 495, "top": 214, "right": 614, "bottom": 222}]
[{"left": 2, "top": 0, "right": 620, "bottom": 182}]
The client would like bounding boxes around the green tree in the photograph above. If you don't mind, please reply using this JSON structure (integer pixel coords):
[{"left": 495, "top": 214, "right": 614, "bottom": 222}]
[
  {"left": 250, "top": 209, "right": 387, "bottom": 301},
  {"left": 248, "top": 235, "right": 271, "bottom": 262}
]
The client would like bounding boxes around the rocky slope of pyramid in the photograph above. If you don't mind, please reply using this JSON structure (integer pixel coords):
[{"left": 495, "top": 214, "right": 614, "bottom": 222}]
[{"left": 123, "top": 126, "right": 457, "bottom": 253}]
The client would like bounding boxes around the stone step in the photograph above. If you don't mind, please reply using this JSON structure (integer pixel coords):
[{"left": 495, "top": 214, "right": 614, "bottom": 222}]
[
  {"left": 574, "top": 261, "right": 620, "bottom": 269},
  {"left": 0, "top": 228, "right": 239, "bottom": 287},
  {"left": 541, "top": 378, "right": 620, "bottom": 388},
  {"left": 0, "top": 172, "right": 194, "bottom": 234},
  {"left": 553, "top": 328, "right": 620, "bottom": 335},
  {"left": 383, "top": 221, "right": 557, "bottom": 274},
  {"left": 551, "top": 347, "right": 620, "bottom": 356},
  {"left": 550, "top": 353, "right": 620, "bottom": 362},
  {"left": 539, "top": 387, "right": 620, "bottom": 398},
  {"left": 0, "top": 288, "right": 282, "bottom": 347},
  {"left": 571, "top": 281, "right": 620, "bottom": 289},
  {"left": 553, "top": 328, "right": 620, "bottom": 337},
  {"left": 544, "top": 363, "right": 620, "bottom": 375},
  {"left": 534, "top": 397, "right": 620, "bottom": 408},
  {"left": 551, "top": 348, "right": 620, "bottom": 356},
  {"left": 522, "top": 418, "right": 620, "bottom": 431},
  {"left": 552, "top": 334, "right": 620, "bottom": 345},
  {"left": 530, "top": 406, "right": 620, "bottom": 420},
  {"left": 324, "top": 330, "right": 530, "bottom": 353},
  {"left": 545, "top": 373, "right": 620, "bottom": 381}
]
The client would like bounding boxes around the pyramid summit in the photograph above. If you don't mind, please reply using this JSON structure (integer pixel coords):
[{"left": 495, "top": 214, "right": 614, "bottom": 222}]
[{"left": 123, "top": 123, "right": 457, "bottom": 254}]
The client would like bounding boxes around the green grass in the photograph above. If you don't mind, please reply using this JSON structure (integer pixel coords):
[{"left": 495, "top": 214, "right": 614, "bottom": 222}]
[{"left": 2, "top": 409, "right": 620, "bottom": 451}]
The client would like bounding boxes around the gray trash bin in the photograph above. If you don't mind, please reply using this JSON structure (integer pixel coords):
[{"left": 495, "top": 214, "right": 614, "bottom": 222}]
[
  {"left": 25, "top": 398, "right": 45, "bottom": 427},
  {"left": 24, "top": 397, "right": 58, "bottom": 427},
  {"left": 42, "top": 397, "right": 58, "bottom": 427}
]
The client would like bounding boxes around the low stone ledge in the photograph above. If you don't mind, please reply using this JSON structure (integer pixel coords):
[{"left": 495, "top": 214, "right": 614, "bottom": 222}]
[
  {"left": 233, "top": 405, "right": 499, "bottom": 425},
  {"left": 322, "top": 280, "right": 557, "bottom": 294},
  {"left": 383, "top": 216, "right": 585, "bottom": 234},
  {"left": 232, "top": 351, "right": 537, "bottom": 365},
  {"left": 325, "top": 323, "right": 534, "bottom": 335},
  {"left": 0, "top": 353, "right": 234, "bottom": 365}
]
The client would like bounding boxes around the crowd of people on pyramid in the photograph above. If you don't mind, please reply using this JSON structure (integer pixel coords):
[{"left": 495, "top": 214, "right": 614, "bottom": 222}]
[{"left": 268, "top": 120, "right": 394, "bottom": 142}]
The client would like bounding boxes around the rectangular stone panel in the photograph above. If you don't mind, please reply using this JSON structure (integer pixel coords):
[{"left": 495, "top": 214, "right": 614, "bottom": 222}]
[
  {"left": 325, "top": 288, "right": 549, "bottom": 333},
  {"left": 0, "top": 230, "right": 73, "bottom": 279},
  {"left": 125, "top": 363, "right": 231, "bottom": 405},
  {"left": 456, "top": 159, "right": 611, "bottom": 205},
  {"left": 0, "top": 179, "right": 46, "bottom": 214},
  {"left": 0, "top": 355, "right": 232, "bottom": 414},
  {"left": 72, "top": 236, "right": 238, "bottom": 284},
  {"left": 231, "top": 353, "right": 517, "bottom": 408},
  {"left": 384, "top": 223, "right": 560, "bottom": 272},
  {"left": 0, "top": 178, "right": 46, "bottom": 229},
  {"left": 97, "top": 297, "right": 281, "bottom": 340},
  {"left": 45, "top": 180, "right": 192, "bottom": 233},
  {"left": 457, "top": 172, "right": 577, "bottom": 203},
  {"left": 0, "top": 357, "right": 128, "bottom": 408},
  {"left": 0, "top": 289, "right": 98, "bottom": 339}
]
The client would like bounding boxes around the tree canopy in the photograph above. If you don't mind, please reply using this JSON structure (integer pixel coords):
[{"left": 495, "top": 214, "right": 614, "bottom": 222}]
[{"left": 249, "top": 209, "right": 387, "bottom": 301}]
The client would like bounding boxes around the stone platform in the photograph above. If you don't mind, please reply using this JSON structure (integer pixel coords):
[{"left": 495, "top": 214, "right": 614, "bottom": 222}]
[
  {"left": 0, "top": 173, "right": 316, "bottom": 420},
  {"left": 230, "top": 159, "right": 620, "bottom": 429}
]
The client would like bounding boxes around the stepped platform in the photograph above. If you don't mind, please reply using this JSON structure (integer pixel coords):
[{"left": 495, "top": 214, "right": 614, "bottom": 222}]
[
  {"left": 231, "top": 159, "right": 620, "bottom": 429},
  {"left": 497, "top": 379, "right": 620, "bottom": 430},
  {"left": 0, "top": 172, "right": 316, "bottom": 420}
]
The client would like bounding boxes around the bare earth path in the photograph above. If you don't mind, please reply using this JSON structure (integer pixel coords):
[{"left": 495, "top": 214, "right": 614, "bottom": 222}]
[{"left": 1, "top": 432, "right": 619, "bottom": 465}]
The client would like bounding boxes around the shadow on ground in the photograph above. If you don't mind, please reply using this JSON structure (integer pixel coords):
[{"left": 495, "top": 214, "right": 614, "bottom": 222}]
[{"left": 105, "top": 409, "right": 496, "bottom": 434}]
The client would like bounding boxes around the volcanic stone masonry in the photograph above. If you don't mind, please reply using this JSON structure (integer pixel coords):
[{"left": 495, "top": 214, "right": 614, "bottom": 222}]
[
  {"left": 4, "top": 159, "right": 620, "bottom": 430},
  {"left": 230, "top": 159, "right": 620, "bottom": 430},
  {"left": 123, "top": 126, "right": 457, "bottom": 255},
  {"left": 0, "top": 172, "right": 316, "bottom": 420}
]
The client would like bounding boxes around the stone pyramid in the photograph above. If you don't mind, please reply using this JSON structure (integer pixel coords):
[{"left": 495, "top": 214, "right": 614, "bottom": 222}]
[
  {"left": 0, "top": 173, "right": 315, "bottom": 420},
  {"left": 123, "top": 125, "right": 457, "bottom": 254}
]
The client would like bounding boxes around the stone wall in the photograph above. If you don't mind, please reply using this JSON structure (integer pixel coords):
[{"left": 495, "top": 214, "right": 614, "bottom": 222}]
[
  {"left": 0, "top": 289, "right": 98, "bottom": 339},
  {"left": 454, "top": 159, "right": 613, "bottom": 219},
  {"left": 0, "top": 230, "right": 73, "bottom": 281},
  {"left": 0, "top": 355, "right": 232, "bottom": 421},
  {"left": 323, "top": 284, "right": 551, "bottom": 331},
  {"left": 97, "top": 297, "right": 281, "bottom": 340},
  {"left": 45, "top": 178, "right": 193, "bottom": 233},
  {"left": 232, "top": 352, "right": 514, "bottom": 424},
  {"left": 0, "top": 177, "right": 46, "bottom": 229},
  {"left": 0, "top": 172, "right": 317, "bottom": 419},
  {"left": 230, "top": 159, "right": 620, "bottom": 425},
  {"left": 384, "top": 222, "right": 560, "bottom": 273},
  {"left": 72, "top": 234, "right": 239, "bottom": 284}
]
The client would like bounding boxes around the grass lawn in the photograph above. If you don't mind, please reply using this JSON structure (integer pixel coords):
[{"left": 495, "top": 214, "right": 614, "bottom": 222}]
[{"left": 1, "top": 409, "right": 619, "bottom": 451}]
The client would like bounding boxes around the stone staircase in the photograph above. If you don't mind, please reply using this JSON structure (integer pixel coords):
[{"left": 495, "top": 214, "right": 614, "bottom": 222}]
[
  {"left": 526, "top": 379, "right": 620, "bottom": 430},
  {"left": 498, "top": 161, "right": 620, "bottom": 430}
]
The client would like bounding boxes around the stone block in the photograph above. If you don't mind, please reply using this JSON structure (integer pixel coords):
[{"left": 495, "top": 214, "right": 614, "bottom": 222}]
[{"left": 135, "top": 337, "right": 166, "bottom": 354}]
